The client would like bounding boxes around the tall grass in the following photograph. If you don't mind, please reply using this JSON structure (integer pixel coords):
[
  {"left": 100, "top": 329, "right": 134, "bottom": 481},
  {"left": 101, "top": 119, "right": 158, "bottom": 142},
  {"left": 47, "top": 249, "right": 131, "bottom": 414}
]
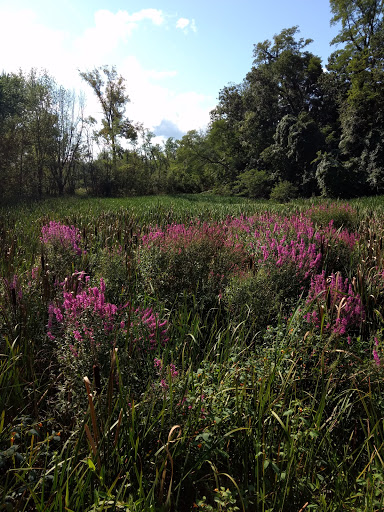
[{"left": 1, "top": 194, "right": 384, "bottom": 511}]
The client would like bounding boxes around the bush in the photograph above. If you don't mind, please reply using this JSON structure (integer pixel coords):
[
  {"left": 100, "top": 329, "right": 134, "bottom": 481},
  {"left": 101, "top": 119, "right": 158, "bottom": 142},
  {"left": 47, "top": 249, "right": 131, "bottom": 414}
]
[
  {"left": 270, "top": 181, "right": 298, "bottom": 202},
  {"left": 224, "top": 262, "right": 309, "bottom": 333},
  {"left": 47, "top": 272, "right": 169, "bottom": 417},
  {"left": 234, "top": 169, "right": 271, "bottom": 199},
  {"left": 305, "top": 202, "right": 359, "bottom": 231},
  {"left": 138, "top": 222, "right": 247, "bottom": 310},
  {"left": 40, "top": 221, "right": 86, "bottom": 283},
  {"left": 315, "top": 153, "right": 352, "bottom": 198}
]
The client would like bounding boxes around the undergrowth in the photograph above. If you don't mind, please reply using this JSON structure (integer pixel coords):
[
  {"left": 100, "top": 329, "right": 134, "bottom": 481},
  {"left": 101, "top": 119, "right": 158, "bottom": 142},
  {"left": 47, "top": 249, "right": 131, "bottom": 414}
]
[{"left": 1, "top": 195, "right": 384, "bottom": 511}]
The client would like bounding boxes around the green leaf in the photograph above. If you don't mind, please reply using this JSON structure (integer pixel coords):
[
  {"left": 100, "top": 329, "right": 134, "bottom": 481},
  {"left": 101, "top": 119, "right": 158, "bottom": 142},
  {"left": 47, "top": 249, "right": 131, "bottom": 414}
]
[{"left": 87, "top": 458, "right": 96, "bottom": 471}]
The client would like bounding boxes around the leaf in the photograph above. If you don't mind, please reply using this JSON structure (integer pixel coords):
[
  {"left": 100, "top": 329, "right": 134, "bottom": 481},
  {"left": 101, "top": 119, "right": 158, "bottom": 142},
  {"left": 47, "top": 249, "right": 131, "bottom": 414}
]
[
  {"left": 87, "top": 458, "right": 96, "bottom": 471},
  {"left": 0, "top": 411, "right": 5, "bottom": 434}
]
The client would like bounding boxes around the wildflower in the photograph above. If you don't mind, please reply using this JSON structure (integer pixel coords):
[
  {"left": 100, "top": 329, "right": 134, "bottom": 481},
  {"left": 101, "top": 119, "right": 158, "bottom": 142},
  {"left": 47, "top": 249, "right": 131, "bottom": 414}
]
[
  {"left": 154, "top": 358, "right": 163, "bottom": 370},
  {"left": 373, "top": 349, "right": 381, "bottom": 366},
  {"left": 160, "top": 379, "right": 168, "bottom": 389},
  {"left": 169, "top": 363, "right": 178, "bottom": 378},
  {"left": 73, "top": 330, "right": 82, "bottom": 341},
  {"left": 41, "top": 221, "right": 83, "bottom": 256}
]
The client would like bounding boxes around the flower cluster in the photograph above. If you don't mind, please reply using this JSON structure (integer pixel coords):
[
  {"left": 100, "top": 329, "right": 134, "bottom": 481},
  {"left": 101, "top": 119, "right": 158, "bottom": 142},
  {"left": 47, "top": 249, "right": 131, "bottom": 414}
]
[
  {"left": 132, "top": 307, "right": 169, "bottom": 350},
  {"left": 48, "top": 273, "right": 169, "bottom": 354},
  {"left": 141, "top": 221, "right": 244, "bottom": 255},
  {"left": 154, "top": 358, "right": 178, "bottom": 389},
  {"left": 226, "top": 211, "right": 358, "bottom": 275},
  {"left": 305, "top": 271, "right": 365, "bottom": 336},
  {"left": 41, "top": 221, "right": 83, "bottom": 256}
]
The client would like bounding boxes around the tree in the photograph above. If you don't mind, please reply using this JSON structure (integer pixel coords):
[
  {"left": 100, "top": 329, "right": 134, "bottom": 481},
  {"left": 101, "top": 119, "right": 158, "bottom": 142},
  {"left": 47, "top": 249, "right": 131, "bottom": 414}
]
[
  {"left": 48, "top": 86, "right": 85, "bottom": 195},
  {"left": 252, "top": 26, "right": 323, "bottom": 117},
  {"left": 328, "top": 0, "right": 384, "bottom": 192},
  {"left": 315, "top": 152, "right": 351, "bottom": 197},
  {"left": 0, "top": 72, "right": 27, "bottom": 199},
  {"left": 166, "top": 130, "right": 216, "bottom": 193},
  {"left": 211, "top": 27, "right": 324, "bottom": 188},
  {"left": 259, "top": 112, "right": 324, "bottom": 195},
  {"left": 79, "top": 66, "right": 137, "bottom": 194},
  {"left": 25, "top": 70, "right": 58, "bottom": 198}
]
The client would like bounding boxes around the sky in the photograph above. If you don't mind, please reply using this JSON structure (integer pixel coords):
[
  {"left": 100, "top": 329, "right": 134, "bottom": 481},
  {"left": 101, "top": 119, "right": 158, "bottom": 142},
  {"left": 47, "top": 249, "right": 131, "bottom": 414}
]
[{"left": 0, "top": 0, "right": 340, "bottom": 143}]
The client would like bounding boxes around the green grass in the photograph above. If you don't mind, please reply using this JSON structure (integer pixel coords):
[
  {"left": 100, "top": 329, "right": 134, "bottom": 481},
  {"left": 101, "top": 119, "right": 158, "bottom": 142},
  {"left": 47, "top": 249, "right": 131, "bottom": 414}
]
[{"left": 1, "top": 194, "right": 384, "bottom": 511}]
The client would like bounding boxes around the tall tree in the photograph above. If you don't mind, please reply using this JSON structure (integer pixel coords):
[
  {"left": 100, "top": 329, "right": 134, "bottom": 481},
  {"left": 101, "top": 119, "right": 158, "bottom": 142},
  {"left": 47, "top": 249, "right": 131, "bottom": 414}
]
[
  {"left": 327, "top": 0, "right": 384, "bottom": 192},
  {"left": 251, "top": 26, "right": 323, "bottom": 117},
  {"left": 25, "top": 70, "right": 57, "bottom": 198},
  {"left": 79, "top": 66, "right": 137, "bottom": 194},
  {"left": 211, "top": 27, "right": 324, "bottom": 194},
  {"left": 48, "top": 87, "right": 85, "bottom": 195},
  {"left": 0, "top": 72, "right": 27, "bottom": 199}
]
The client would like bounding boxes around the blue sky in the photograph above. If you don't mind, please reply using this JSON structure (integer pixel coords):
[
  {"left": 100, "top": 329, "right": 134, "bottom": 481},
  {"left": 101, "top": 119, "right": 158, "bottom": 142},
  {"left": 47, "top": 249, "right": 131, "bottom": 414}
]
[{"left": 0, "top": 0, "right": 340, "bottom": 141}]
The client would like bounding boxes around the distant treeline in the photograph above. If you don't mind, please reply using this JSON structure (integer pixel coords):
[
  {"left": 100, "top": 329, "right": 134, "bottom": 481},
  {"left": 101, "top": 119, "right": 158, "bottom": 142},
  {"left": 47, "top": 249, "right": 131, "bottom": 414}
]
[{"left": 1, "top": 0, "right": 383, "bottom": 201}]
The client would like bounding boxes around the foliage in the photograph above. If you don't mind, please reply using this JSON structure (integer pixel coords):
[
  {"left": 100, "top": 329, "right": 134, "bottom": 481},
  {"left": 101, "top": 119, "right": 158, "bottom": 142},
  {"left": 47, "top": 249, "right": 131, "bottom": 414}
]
[
  {"left": 269, "top": 180, "right": 298, "bottom": 202},
  {"left": 2, "top": 193, "right": 384, "bottom": 511},
  {"left": 138, "top": 221, "right": 247, "bottom": 310},
  {"left": 234, "top": 169, "right": 271, "bottom": 198},
  {"left": 1, "top": 7, "right": 384, "bottom": 201}
]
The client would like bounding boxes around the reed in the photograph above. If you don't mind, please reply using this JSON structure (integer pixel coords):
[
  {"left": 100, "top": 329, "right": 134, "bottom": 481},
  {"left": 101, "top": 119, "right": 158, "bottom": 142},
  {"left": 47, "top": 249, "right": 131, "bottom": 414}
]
[{"left": 1, "top": 194, "right": 384, "bottom": 511}]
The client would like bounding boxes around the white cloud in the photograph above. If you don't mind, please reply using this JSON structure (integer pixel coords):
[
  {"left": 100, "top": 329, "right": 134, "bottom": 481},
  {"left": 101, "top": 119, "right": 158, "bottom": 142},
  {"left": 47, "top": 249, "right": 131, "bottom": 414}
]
[
  {"left": 176, "top": 18, "right": 190, "bottom": 30},
  {"left": 176, "top": 17, "right": 197, "bottom": 34},
  {"left": 129, "top": 8, "right": 164, "bottom": 25},
  {"left": 0, "top": 8, "right": 70, "bottom": 78},
  {"left": 119, "top": 56, "right": 213, "bottom": 135},
  {"left": 146, "top": 69, "right": 178, "bottom": 80},
  {"left": 74, "top": 9, "right": 165, "bottom": 62},
  {"left": 0, "top": 6, "right": 209, "bottom": 139}
]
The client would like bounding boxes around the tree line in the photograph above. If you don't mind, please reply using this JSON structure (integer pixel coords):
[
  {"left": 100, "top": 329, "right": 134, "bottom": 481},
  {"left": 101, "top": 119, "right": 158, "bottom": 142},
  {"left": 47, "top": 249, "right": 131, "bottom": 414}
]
[{"left": 1, "top": 0, "right": 383, "bottom": 202}]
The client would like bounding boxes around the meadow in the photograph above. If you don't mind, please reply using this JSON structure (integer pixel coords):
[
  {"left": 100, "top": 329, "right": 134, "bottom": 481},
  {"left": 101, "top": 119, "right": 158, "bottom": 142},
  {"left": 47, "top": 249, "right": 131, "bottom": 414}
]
[{"left": 1, "top": 194, "right": 384, "bottom": 511}]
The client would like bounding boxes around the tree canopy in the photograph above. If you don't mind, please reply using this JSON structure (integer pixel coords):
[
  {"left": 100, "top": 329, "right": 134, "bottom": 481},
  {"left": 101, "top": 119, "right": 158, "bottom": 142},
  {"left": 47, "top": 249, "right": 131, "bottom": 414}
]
[{"left": 1, "top": 2, "right": 384, "bottom": 201}]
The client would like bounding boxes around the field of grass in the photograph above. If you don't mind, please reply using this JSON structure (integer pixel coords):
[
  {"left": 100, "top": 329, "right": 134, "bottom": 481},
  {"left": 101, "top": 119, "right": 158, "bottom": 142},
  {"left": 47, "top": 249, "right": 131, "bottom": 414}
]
[{"left": 1, "top": 194, "right": 384, "bottom": 511}]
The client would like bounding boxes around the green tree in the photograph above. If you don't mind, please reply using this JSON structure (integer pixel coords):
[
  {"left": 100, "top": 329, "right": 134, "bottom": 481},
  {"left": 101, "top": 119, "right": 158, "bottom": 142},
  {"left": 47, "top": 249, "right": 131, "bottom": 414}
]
[
  {"left": 234, "top": 168, "right": 272, "bottom": 198},
  {"left": 167, "top": 130, "right": 216, "bottom": 193},
  {"left": 252, "top": 26, "right": 323, "bottom": 116},
  {"left": 328, "top": 0, "right": 384, "bottom": 192},
  {"left": 260, "top": 112, "right": 324, "bottom": 194},
  {"left": 211, "top": 26, "right": 324, "bottom": 192},
  {"left": 0, "top": 72, "right": 27, "bottom": 200},
  {"left": 48, "top": 86, "right": 85, "bottom": 195},
  {"left": 315, "top": 151, "right": 351, "bottom": 197},
  {"left": 79, "top": 66, "right": 137, "bottom": 194},
  {"left": 25, "top": 70, "right": 58, "bottom": 198}
]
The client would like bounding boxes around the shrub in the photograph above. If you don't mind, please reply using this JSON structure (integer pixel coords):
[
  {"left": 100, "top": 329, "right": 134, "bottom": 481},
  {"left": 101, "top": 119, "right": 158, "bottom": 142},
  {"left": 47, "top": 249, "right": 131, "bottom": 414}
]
[
  {"left": 40, "top": 221, "right": 86, "bottom": 282},
  {"left": 92, "top": 244, "right": 136, "bottom": 305},
  {"left": 234, "top": 169, "right": 271, "bottom": 199},
  {"left": 315, "top": 153, "right": 352, "bottom": 198},
  {"left": 305, "top": 202, "right": 359, "bottom": 231},
  {"left": 47, "top": 272, "right": 169, "bottom": 415},
  {"left": 138, "top": 222, "right": 247, "bottom": 310},
  {"left": 269, "top": 180, "right": 298, "bottom": 202}
]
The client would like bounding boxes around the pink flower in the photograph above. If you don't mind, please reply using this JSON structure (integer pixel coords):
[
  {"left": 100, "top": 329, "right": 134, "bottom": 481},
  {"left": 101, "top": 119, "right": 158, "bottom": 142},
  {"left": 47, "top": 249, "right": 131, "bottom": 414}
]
[
  {"left": 373, "top": 349, "right": 381, "bottom": 366},
  {"left": 160, "top": 379, "right": 168, "bottom": 389},
  {"left": 73, "top": 330, "right": 82, "bottom": 341},
  {"left": 154, "top": 358, "right": 163, "bottom": 370}
]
